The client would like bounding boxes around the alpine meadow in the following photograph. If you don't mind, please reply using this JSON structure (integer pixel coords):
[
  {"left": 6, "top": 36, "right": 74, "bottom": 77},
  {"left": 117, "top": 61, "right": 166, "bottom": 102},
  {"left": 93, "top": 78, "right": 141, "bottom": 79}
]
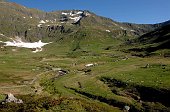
[{"left": 0, "top": 0, "right": 170, "bottom": 112}]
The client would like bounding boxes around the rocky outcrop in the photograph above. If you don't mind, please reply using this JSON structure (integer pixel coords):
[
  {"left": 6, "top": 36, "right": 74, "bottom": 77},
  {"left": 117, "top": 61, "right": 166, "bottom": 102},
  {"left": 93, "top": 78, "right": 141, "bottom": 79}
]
[{"left": 1, "top": 93, "right": 23, "bottom": 104}]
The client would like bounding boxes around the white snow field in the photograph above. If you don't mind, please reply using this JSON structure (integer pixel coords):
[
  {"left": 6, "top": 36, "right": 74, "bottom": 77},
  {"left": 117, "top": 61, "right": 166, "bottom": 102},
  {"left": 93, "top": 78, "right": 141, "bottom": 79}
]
[{"left": 0, "top": 39, "right": 52, "bottom": 53}]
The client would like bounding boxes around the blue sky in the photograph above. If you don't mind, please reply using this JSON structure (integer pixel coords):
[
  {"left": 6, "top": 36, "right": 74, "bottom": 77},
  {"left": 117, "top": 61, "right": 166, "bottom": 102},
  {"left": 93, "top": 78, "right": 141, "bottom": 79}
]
[{"left": 9, "top": 0, "right": 170, "bottom": 24}]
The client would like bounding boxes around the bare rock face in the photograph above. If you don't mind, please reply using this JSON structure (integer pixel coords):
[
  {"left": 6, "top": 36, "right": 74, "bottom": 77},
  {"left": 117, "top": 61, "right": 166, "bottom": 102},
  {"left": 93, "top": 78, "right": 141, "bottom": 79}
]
[{"left": 4, "top": 93, "right": 23, "bottom": 104}]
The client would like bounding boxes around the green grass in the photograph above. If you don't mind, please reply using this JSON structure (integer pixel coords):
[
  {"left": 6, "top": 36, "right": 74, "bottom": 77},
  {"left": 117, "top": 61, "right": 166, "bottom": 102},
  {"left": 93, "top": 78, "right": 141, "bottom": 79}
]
[
  {"left": 94, "top": 58, "right": 170, "bottom": 89},
  {"left": 0, "top": 34, "right": 170, "bottom": 111},
  {"left": 0, "top": 94, "right": 5, "bottom": 101},
  {"left": 0, "top": 94, "right": 121, "bottom": 112},
  {"left": 0, "top": 2, "right": 169, "bottom": 111},
  {"left": 107, "top": 64, "right": 170, "bottom": 89}
]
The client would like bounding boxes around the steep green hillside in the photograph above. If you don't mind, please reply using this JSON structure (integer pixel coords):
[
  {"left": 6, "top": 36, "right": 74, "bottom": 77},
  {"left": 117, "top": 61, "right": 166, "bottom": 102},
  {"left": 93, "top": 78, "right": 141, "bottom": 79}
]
[{"left": 125, "top": 23, "right": 170, "bottom": 57}]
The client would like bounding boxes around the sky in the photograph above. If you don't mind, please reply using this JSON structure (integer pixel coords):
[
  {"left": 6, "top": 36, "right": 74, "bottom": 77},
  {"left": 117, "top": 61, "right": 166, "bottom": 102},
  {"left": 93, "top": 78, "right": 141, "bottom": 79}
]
[{"left": 9, "top": 0, "right": 170, "bottom": 24}]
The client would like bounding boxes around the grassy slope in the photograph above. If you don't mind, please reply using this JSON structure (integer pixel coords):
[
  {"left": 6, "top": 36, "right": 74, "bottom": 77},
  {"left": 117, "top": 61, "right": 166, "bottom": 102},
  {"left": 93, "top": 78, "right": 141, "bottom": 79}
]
[
  {"left": 0, "top": 1, "right": 170, "bottom": 111},
  {"left": 0, "top": 29, "right": 170, "bottom": 111}
]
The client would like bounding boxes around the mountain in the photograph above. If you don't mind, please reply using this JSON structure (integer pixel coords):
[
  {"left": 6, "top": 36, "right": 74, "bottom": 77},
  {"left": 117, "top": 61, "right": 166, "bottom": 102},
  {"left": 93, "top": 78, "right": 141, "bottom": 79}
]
[
  {"left": 0, "top": 0, "right": 169, "bottom": 56},
  {"left": 125, "top": 22, "right": 170, "bottom": 57},
  {"left": 0, "top": 0, "right": 160, "bottom": 43},
  {"left": 139, "top": 23, "right": 170, "bottom": 44},
  {"left": 1, "top": 1, "right": 170, "bottom": 112},
  {"left": 157, "top": 20, "right": 170, "bottom": 27}
]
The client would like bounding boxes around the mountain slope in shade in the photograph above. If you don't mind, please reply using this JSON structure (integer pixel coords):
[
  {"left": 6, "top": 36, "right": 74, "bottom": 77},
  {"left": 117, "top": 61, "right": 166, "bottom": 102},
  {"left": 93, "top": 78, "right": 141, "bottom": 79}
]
[
  {"left": 139, "top": 24, "right": 170, "bottom": 50},
  {"left": 126, "top": 23, "right": 170, "bottom": 57}
]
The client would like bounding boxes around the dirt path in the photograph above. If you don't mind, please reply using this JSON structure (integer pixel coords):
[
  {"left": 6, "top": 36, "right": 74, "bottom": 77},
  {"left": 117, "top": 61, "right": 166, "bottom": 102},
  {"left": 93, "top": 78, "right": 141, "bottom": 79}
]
[
  {"left": 29, "top": 71, "right": 50, "bottom": 85},
  {"left": 0, "top": 85, "right": 27, "bottom": 89},
  {"left": 0, "top": 70, "right": 51, "bottom": 89}
]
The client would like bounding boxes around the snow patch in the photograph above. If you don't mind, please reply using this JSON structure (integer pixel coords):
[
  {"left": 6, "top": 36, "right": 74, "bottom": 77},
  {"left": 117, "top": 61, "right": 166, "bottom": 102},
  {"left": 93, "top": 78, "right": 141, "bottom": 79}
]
[
  {"left": 62, "top": 12, "right": 69, "bottom": 15},
  {"left": 69, "top": 16, "right": 82, "bottom": 23},
  {"left": 130, "top": 30, "right": 135, "bottom": 32},
  {"left": 37, "top": 24, "right": 42, "bottom": 27},
  {"left": 23, "top": 17, "right": 26, "bottom": 19},
  {"left": 0, "top": 33, "right": 5, "bottom": 36},
  {"left": 0, "top": 38, "right": 52, "bottom": 53},
  {"left": 120, "top": 27, "right": 127, "bottom": 30},
  {"left": 63, "top": 11, "right": 84, "bottom": 16},
  {"left": 69, "top": 11, "right": 77, "bottom": 16},
  {"left": 76, "top": 11, "right": 83, "bottom": 15},
  {"left": 46, "top": 20, "right": 49, "bottom": 22},
  {"left": 39, "top": 20, "right": 46, "bottom": 24},
  {"left": 106, "top": 30, "right": 111, "bottom": 32},
  {"left": 30, "top": 16, "right": 33, "bottom": 19}
]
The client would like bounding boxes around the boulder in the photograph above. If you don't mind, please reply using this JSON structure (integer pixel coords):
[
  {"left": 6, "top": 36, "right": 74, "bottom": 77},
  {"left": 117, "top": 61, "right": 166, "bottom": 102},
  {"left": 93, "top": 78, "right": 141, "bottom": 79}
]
[
  {"left": 124, "top": 105, "right": 130, "bottom": 111},
  {"left": 85, "top": 63, "right": 94, "bottom": 67},
  {"left": 58, "top": 70, "right": 67, "bottom": 76},
  {"left": 85, "top": 63, "right": 97, "bottom": 67},
  {"left": 3, "top": 93, "right": 23, "bottom": 104}
]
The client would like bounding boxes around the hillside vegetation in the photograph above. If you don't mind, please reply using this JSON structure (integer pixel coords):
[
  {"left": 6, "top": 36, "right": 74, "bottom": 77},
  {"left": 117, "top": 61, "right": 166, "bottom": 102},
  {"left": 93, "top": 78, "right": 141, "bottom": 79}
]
[{"left": 0, "top": 1, "right": 170, "bottom": 112}]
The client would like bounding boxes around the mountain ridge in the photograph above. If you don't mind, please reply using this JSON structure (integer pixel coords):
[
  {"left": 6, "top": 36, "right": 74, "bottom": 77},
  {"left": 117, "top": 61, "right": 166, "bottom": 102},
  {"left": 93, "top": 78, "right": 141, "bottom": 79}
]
[{"left": 0, "top": 0, "right": 165, "bottom": 42}]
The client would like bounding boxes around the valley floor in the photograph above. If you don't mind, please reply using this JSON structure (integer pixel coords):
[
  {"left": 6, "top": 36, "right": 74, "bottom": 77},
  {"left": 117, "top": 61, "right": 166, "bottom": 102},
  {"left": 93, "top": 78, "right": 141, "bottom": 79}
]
[{"left": 0, "top": 43, "right": 170, "bottom": 112}]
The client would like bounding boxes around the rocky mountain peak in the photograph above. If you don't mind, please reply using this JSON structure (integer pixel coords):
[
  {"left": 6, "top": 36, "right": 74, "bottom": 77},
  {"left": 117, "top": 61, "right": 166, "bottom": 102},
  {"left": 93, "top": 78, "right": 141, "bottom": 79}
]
[{"left": 0, "top": 0, "right": 167, "bottom": 42}]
